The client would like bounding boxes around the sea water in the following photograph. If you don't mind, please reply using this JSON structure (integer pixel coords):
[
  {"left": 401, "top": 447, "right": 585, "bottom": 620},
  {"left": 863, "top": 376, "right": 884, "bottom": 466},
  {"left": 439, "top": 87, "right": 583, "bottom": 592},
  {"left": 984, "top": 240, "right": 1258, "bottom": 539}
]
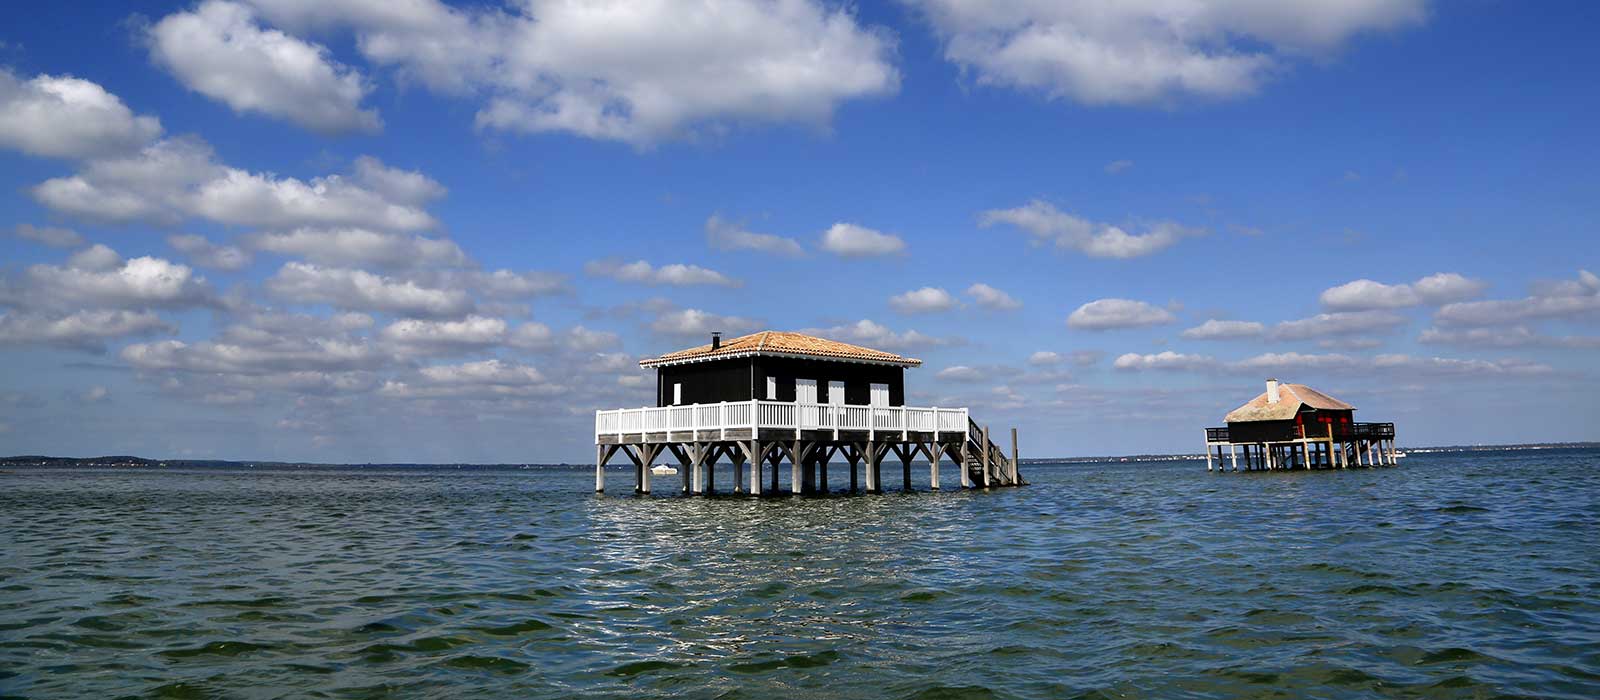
[{"left": 2, "top": 449, "right": 1597, "bottom": 698}]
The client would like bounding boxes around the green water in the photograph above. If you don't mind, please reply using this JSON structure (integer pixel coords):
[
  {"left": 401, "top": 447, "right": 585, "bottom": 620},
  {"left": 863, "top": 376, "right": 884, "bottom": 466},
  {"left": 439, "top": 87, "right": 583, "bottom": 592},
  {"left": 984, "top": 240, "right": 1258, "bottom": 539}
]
[{"left": 2, "top": 449, "right": 1597, "bottom": 698}]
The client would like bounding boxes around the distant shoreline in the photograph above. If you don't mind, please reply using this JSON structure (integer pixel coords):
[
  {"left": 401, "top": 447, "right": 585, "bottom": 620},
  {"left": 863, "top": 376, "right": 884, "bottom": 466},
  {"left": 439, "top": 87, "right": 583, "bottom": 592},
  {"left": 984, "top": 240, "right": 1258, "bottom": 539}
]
[{"left": 2, "top": 442, "right": 1595, "bottom": 470}]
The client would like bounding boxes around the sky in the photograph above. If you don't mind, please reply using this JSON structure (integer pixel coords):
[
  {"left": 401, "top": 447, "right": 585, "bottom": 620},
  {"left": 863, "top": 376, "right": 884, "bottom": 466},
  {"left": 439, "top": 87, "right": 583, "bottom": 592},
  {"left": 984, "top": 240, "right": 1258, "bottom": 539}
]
[{"left": 0, "top": 0, "right": 1596, "bottom": 463}]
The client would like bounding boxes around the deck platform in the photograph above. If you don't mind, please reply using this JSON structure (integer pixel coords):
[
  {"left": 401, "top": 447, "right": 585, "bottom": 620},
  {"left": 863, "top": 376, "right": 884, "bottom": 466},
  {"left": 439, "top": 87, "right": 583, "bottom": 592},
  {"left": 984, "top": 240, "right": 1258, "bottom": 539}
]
[{"left": 1203, "top": 422, "right": 1397, "bottom": 471}]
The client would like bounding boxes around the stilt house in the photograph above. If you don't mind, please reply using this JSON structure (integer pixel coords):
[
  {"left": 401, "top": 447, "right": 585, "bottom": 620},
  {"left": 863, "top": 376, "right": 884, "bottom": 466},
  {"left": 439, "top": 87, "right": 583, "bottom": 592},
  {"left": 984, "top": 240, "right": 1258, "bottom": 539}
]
[
  {"left": 1204, "top": 378, "right": 1397, "bottom": 471},
  {"left": 595, "top": 331, "right": 1022, "bottom": 496}
]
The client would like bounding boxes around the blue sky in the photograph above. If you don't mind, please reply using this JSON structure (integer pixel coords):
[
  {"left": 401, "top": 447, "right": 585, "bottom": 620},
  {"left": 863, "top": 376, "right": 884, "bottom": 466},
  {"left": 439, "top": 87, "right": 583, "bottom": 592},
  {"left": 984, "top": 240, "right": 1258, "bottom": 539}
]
[{"left": 1, "top": 0, "right": 1596, "bottom": 462}]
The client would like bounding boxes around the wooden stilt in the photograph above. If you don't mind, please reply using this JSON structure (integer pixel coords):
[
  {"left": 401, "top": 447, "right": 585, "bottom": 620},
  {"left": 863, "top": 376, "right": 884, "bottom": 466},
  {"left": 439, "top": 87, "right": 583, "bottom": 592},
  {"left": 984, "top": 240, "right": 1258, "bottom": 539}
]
[
  {"left": 980, "top": 425, "right": 992, "bottom": 488},
  {"left": 847, "top": 444, "right": 860, "bottom": 493},
  {"left": 595, "top": 445, "right": 607, "bottom": 493},
  {"left": 900, "top": 445, "right": 913, "bottom": 493},
  {"left": 928, "top": 442, "right": 941, "bottom": 490}
]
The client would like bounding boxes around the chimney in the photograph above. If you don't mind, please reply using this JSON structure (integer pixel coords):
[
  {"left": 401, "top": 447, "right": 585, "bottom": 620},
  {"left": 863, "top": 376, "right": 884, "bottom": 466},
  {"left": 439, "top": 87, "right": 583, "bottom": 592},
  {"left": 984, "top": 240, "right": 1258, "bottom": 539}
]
[
  {"left": 711, "top": 331, "right": 722, "bottom": 350},
  {"left": 1266, "top": 378, "right": 1280, "bottom": 404}
]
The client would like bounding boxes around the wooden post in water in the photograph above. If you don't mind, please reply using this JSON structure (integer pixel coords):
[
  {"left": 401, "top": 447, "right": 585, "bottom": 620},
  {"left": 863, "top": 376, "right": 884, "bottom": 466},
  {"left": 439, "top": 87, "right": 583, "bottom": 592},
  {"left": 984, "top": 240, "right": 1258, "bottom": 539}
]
[
  {"left": 1230, "top": 444, "right": 1238, "bottom": 471},
  {"left": 595, "top": 445, "right": 605, "bottom": 493},
  {"left": 929, "top": 442, "right": 941, "bottom": 490},
  {"left": 1010, "top": 428, "right": 1020, "bottom": 485},
  {"left": 980, "top": 425, "right": 992, "bottom": 488},
  {"left": 901, "top": 446, "right": 913, "bottom": 493}
]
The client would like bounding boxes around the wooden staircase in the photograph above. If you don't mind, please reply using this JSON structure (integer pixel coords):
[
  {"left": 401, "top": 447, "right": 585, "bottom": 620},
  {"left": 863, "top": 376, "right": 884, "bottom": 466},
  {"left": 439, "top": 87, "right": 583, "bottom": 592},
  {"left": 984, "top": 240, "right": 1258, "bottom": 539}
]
[{"left": 964, "top": 418, "right": 1023, "bottom": 487}]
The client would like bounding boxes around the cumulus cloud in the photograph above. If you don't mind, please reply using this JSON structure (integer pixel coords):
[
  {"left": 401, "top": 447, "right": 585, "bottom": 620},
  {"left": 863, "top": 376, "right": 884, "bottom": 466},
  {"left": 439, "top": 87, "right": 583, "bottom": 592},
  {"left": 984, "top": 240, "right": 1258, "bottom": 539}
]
[
  {"left": 1270, "top": 310, "right": 1406, "bottom": 340},
  {"left": 907, "top": 0, "right": 1425, "bottom": 106},
  {"left": 265, "top": 262, "right": 473, "bottom": 317},
  {"left": 982, "top": 200, "right": 1201, "bottom": 258},
  {"left": 1112, "top": 351, "right": 1217, "bottom": 371},
  {"left": 650, "top": 308, "right": 761, "bottom": 338},
  {"left": 0, "top": 69, "right": 163, "bottom": 159},
  {"left": 889, "top": 287, "right": 957, "bottom": 314},
  {"left": 11, "top": 224, "right": 85, "bottom": 248},
  {"left": 0, "top": 310, "right": 174, "bottom": 351},
  {"left": 466, "top": 269, "right": 568, "bottom": 300},
  {"left": 32, "top": 141, "right": 437, "bottom": 231},
  {"left": 1319, "top": 272, "right": 1487, "bottom": 310},
  {"left": 1104, "top": 159, "right": 1134, "bottom": 174},
  {"left": 167, "top": 233, "right": 252, "bottom": 271},
  {"left": 122, "top": 335, "right": 384, "bottom": 375},
  {"left": 1028, "top": 351, "right": 1062, "bottom": 366},
  {"left": 378, "top": 315, "right": 507, "bottom": 356},
  {"left": 1419, "top": 326, "right": 1600, "bottom": 349},
  {"left": 245, "top": 227, "right": 467, "bottom": 268},
  {"left": 1067, "top": 298, "right": 1177, "bottom": 330},
  {"left": 1181, "top": 319, "right": 1265, "bottom": 340},
  {"left": 584, "top": 259, "right": 739, "bottom": 287},
  {"left": 5, "top": 253, "right": 214, "bottom": 311},
  {"left": 380, "top": 359, "right": 559, "bottom": 400},
  {"left": 705, "top": 214, "right": 803, "bottom": 257},
  {"left": 148, "top": 0, "right": 380, "bottom": 134},
  {"left": 800, "top": 319, "right": 954, "bottom": 352},
  {"left": 245, "top": 0, "right": 897, "bottom": 145},
  {"left": 966, "top": 283, "right": 1021, "bottom": 310},
  {"left": 819, "top": 223, "right": 906, "bottom": 257},
  {"left": 1434, "top": 270, "right": 1600, "bottom": 326},
  {"left": 936, "top": 364, "right": 1020, "bottom": 383}
]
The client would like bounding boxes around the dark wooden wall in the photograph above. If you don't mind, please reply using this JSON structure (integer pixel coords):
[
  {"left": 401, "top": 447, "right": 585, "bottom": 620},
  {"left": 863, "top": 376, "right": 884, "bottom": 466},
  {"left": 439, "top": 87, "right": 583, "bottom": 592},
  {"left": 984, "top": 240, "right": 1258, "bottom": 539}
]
[
  {"left": 1228, "top": 407, "right": 1356, "bottom": 441},
  {"left": 654, "top": 356, "right": 906, "bottom": 406}
]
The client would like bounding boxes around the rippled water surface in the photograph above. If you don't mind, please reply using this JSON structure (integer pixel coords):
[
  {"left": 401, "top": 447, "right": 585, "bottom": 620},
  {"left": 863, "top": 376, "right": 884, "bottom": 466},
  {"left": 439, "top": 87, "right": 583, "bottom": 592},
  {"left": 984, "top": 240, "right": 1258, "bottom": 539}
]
[{"left": 3, "top": 449, "right": 1598, "bottom": 699}]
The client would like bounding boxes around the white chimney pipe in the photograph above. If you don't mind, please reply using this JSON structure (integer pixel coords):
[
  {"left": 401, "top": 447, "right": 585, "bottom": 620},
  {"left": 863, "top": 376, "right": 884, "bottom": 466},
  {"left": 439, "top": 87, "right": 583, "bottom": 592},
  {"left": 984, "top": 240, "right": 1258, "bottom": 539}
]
[{"left": 1266, "top": 378, "right": 1280, "bottom": 404}]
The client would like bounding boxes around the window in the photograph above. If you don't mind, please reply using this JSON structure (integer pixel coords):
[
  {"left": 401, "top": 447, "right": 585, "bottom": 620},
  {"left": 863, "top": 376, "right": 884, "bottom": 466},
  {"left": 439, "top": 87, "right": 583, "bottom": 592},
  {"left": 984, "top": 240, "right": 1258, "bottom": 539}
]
[
  {"left": 673, "top": 383, "right": 682, "bottom": 405},
  {"left": 765, "top": 376, "right": 776, "bottom": 400}
]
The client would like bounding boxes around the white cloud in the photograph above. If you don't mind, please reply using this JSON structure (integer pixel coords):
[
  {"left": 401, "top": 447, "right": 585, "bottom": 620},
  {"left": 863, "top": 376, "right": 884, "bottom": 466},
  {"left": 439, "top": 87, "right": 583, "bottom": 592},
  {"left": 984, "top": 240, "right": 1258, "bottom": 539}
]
[
  {"left": 265, "top": 262, "right": 473, "bottom": 317},
  {"left": 167, "top": 234, "right": 252, "bottom": 271},
  {"left": 1419, "top": 326, "right": 1600, "bottom": 349},
  {"left": 705, "top": 214, "right": 803, "bottom": 257},
  {"left": 1434, "top": 270, "right": 1600, "bottom": 326},
  {"left": 889, "top": 287, "right": 958, "bottom": 314},
  {"left": 966, "top": 283, "right": 1021, "bottom": 310},
  {"left": 248, "top": 0, "right": 897, "bottom": 144},
  {"left": 8, "top": 254, "right": 214, "bottom": 311},
  {"left": 1181, "top": 319, "right": 1265, "bottom": 340},
  {"left": 352, "top": 156, "right": 446, "bottom": 206},
  {"left": 148, "top": 0, "right": 380, "bottom": 134},
  {"left": 1113, "top": 351, "right": 1216, "bottom": 371},
  {"left": 67, "top": 244, "right": 125, "bottom": 272},
  {"left": 378, "top": 315, "right": 507, "bottom": 355},
  {"left": 982, "top": 200, "right": 1201, "bottom": 258},
  {"left": 0, "top": 69, "right": 162, "bottom": 159},
  {"left": 564, "top": 326, "right": 620, "bottom": 353},
  {"left": 908, "top": 0, "right": 1425, "bottom": 106},
  {"left": 650, "top": 308, "right": 760, "bottom": 338},
  {"left": 122, "top": 336, "right": 384, "bottom": 375},
  {"left": 11, "top": 224, "right": 85, "bottom": 248},
  {"left": 1067, "top": 298, "right": 1177, "bottom": 330},
  {"left": 0, "top": 310, "right": 174, "bottom": 351},
  {"left": 380, "top": 359, "right": 559, "bottom": 400},
  {"left": 79, "top": 386, "right": 110, "bottom": 403},
  {"left": 1319, "top": 272, "right": 1487, "bottom": 310},
  {"left": 800, "top": 319, "right": 953, "bottom": 352},
  {"left": 1371, "top": 353, "right": 1554, "bottom": 378},
  {"left": 936, "top": 365, "right": 987, "bottom": 382},
  {"left": 1028, "top": 351, "right": 1061, "bottom": 366},
  {"left": 1232, "top": 351, "right": 1359, "bottom": 373},
  {"left": 584, "top": 259, "right": 738, "bottom": 287},
  {"left": 467, "top": 269, "right": 568, "bottom": 300},
  {"left": 819, "top": 223, "right": 906, "bottom": 257},
  {"left": 33, "top": 141, "right": 437, "bottom": 231},
  {"left": 1271, "top": 310, "right": 1406, "bottom": 340},
  {"left": 1104, "top": 159, "right": 1134, "bottom": 174},
  {"left": 246, "top": 227, "right": 467, "bottom": 268}
]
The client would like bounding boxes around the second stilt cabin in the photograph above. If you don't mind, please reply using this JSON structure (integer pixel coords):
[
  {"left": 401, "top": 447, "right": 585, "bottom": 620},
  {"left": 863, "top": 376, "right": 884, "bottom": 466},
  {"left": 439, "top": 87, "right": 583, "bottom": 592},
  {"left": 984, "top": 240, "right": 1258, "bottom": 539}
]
[
  {"left": 595, "top": 331, "right": 1022, "bottom": 496},
  {"left": 1204, "top": 379, "right": 1397, "bottom": 471}
]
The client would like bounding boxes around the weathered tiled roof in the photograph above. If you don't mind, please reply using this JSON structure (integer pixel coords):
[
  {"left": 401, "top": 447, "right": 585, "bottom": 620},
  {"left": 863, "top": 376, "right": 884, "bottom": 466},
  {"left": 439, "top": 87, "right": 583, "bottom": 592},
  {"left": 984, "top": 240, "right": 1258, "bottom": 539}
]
[
  {"left": 1224, "top": 383, "right": 1355, "bottom": 422},
  {"left": 639, "top": 331, "right": 921, "bottom": 368}
]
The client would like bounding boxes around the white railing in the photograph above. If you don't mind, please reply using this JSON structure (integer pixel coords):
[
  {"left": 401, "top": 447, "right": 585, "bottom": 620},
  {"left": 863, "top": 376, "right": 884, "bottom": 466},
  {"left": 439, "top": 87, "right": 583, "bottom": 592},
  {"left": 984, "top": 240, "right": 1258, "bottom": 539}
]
[{"left": 596, "top": 400, "right": 969, "bottom": 442}]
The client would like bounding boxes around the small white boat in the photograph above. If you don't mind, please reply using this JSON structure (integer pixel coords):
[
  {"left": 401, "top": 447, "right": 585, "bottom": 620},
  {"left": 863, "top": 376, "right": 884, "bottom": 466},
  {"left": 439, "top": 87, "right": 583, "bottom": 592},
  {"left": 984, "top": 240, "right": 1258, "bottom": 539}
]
[
  {"left": 650, "top": 463, "right": 678, "bottom": 476},
  {"left": 1392, "top": 451, "right": 1407, "bottom": 459}
]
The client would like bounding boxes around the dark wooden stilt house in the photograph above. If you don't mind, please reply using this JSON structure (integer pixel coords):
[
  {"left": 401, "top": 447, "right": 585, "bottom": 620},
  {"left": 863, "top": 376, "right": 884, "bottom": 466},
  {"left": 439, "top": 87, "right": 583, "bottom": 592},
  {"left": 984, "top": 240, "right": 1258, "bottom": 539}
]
[
  {"left": 1204, "top": 379, "right": 1397, "bottom": 471},
  {"left": 595, "top": 331, "right": 1022, "bottom": 496}
]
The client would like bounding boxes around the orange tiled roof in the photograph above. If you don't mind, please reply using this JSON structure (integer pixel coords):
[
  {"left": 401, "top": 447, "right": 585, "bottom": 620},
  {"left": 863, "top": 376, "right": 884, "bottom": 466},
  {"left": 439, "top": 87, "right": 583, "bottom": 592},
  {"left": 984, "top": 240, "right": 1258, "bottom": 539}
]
[
  {"left": 639, "top": 331, "right": 921, "bottom": 368},
  {"left": 1224, "top": 383, "right": 1355, "bottom": 423}
]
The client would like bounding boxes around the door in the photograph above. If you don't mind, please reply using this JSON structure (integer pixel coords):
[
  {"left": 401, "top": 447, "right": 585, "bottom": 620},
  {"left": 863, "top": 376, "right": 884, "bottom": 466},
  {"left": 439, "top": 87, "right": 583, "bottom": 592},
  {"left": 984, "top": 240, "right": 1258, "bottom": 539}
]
[
  {"left": 869, "top": 383, "right": 889, "bottom": 407},
  {"left": 673, "top": 383, "right": 683, "bottom": 405},
  {"left": 796, "top": 379, "right": 819, "bottom": 429},
  {"left": 827, "top": 380, "right": 844, "bottom": 429}
]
